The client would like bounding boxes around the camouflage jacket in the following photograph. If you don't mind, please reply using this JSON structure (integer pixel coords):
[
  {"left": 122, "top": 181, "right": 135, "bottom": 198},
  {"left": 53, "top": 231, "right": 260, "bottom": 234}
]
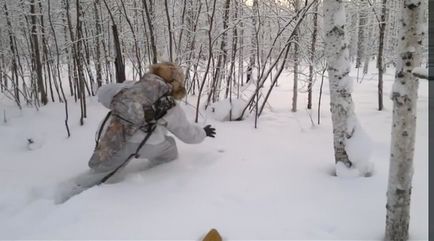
[{"left": 90, "top": 74, "right": 206, "bottom": 172}]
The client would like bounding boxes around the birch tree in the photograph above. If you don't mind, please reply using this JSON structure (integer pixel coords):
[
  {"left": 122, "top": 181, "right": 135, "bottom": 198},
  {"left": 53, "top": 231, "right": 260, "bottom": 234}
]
[
  {"left": 385, "top": 0, "right": 425, "bottom": 240},
  {"left": 307, "top": 1, "right": 319, "bottom": 110},
  {"left": 323, "top": 0, "right": 363, "bottom": 174}
]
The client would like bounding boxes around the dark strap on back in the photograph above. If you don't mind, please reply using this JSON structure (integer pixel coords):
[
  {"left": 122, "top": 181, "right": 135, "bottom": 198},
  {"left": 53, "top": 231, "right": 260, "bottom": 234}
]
[
  {"left": 134, "top": 124, "right": 156, "bottom": 158},
  {"left": 99, "top": 123, "right": 157, "bottom": 184},
  {"left": 95, "top": 111, "right": 112, "bottom": 147},
  {"left": 95, "top": 95, "right": 175, "bottom": 145},
  {"left": 96, "top": 92, "right": 175, "bottom": 184}
]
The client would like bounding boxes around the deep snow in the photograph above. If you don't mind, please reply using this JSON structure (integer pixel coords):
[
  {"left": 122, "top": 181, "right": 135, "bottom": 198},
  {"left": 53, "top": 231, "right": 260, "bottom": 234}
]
[{"left": 0, "top": 65, "right": 428, "bottom": 240}]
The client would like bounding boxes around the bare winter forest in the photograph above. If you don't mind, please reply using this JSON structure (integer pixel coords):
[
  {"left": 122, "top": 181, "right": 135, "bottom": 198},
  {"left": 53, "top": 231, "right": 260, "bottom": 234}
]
[{"left": 0, "top": 0, "right": 427, "bottom": 120}]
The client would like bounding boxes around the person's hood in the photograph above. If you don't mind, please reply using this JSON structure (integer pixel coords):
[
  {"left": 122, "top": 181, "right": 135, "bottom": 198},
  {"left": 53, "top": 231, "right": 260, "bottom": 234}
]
[{"left": 150, "top": 62, "right": 186, "bottom": 100}]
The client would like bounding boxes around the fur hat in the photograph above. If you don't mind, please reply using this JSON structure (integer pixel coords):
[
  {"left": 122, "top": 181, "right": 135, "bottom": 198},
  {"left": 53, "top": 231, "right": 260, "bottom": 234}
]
[{"left": 149, "top": 62, "right": 186, "bottom": 100}]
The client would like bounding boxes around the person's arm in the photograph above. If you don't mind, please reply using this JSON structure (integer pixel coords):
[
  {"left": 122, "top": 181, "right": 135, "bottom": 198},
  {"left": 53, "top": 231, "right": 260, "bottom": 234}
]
[{"left": 163, "top": 104, "right": 214, "bottom": 144}]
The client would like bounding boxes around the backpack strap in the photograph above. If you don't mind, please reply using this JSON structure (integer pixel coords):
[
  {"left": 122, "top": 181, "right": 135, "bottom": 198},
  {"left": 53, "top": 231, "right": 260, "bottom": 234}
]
[
  {"left": 99, "top": 124, "right": 157, "bottom": 184},
  {"left": 133, "top": 124, "right": 157, "bottom": 158},
  {"left": 95, "top": 111, "right": 112, "bottom": 147},
  {"left": 142, "top": 94, "right": 176, "bottom": 123},
  {"left": 97, "top": 93, "right": 176, "bottom": 184}
]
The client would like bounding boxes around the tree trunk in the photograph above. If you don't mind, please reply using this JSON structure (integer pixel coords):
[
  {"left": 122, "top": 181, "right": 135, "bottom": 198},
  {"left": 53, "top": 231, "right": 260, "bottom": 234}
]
[
  {"left": 317, "top": 67, "right": 327, "bottom": 125},
  {"left": 103, "top": 0, "right": 126, "bottom": 83},
  {"left": 94, "top": 0, "right": 103, "bottom": 87},
  {"left": 0, "top": 30, "right": 3, "bottom": 93},
  {"left": 30, "top": 0, "right": 47, "bottom": 105},
  {"left": 307, "top": 1, "right": 319, "bottom": 110},
  {"left": 377, "top": 0, "right": 387, "bottom": 111},
  {"left": 195, "top": 0, "right": 217, "bottom": 123},
  {"left": 184, "top": 0, "right": 202, "bottom": 88},
  {"left": 323, "top": 0, "right": 356, "bottom": 169},
  {"left": 82, "top": 21, "right": 95, "bottom": 96},
  {"left": 142, "top": 0, "right": 158, "bottom": 64},
  {"left": 38, "top": 0, "right": 57, "bottom": 103},
  {"left": 48, "top": 0, "right": 70, "bottom": 137},
  {"left": 62, "top": 0, "right": 74, "bottom": 97},
  {"left": 246, "top": 0, "right": 258, "bottom": 84},
  {"left": 3, "top": 2, "right": 20, "bottom": 107},
  {"left": 292, "top": 0, "right": 300, "bottom": 112},
  {"left": 207, "top": 0, "right": 231, "bottom": 105},
  {"left": 112, "top": 25, "right": 126, "bottom": 83},
  {"left": 74, "top": 0, "right": 87, "bottom": 125},
  {"left": 119, "top": 0, "right": 142, "bottom": 77},
  {"left": 226, "top": 0, "right": 238, "bottom": 103},
  {"left": 175, "top": 0, "right": 187, "bottom": 63},
  {"left": 355, "top": 0, "right": 367, "bottom": 68},
  {"left": 164, "top": 0, "right": 173, "bottom": 62},
  {"left": 238, "top": 3, "right": 244, "bottom": 92},
  {"left": 363, "top": 0, "right": 376, "bottom": 75},
  {"left": 385, "top": 1, "right": 424, "bottom": 240}
]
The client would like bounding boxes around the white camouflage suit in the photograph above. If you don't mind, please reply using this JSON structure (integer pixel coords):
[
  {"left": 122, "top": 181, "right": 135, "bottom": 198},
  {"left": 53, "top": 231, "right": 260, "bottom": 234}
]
[{"left": 72, "top": 82, "right": 206, "bottom": 190}]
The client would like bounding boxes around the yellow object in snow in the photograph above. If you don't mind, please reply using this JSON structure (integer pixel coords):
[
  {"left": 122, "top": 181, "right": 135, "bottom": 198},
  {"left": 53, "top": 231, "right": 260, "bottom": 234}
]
[{"left": 202, "top": 228, "right": 222, "bottom": 241}]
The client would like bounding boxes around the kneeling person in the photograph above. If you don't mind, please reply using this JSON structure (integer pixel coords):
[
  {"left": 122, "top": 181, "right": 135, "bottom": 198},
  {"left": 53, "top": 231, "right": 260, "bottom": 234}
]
[{"left": 64, "top": 62, "right": 216, "bottom": 197}]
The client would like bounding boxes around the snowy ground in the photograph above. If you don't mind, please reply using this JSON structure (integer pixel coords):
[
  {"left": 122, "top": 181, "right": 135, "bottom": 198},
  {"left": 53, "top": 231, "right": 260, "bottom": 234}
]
[{"left": 0, "top": 65, "right": 428, "bottom": 240}]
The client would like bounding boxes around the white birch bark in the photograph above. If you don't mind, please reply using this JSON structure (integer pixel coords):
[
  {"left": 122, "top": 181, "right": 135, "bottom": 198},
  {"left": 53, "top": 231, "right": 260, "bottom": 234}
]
[
  {"left": 323, "top": 0, "right": 358, "bottom": 173},
  {"left": 385, "top": 0, "right": 425, "bottom": 240}
]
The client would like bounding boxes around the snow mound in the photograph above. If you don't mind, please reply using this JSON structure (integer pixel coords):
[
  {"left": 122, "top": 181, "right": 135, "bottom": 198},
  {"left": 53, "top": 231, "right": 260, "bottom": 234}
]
[
  {"left": 26, "top": 137, "right": 45, "bottom": 151},
  {"left": 337, "top": 119, "right": 374, "bottom": 177},
  {"left": 335, "top": 162, "right": 360, "bottom": 177},
  {"left": 206, "top": 98, "right": 248, "bottom": 121}
]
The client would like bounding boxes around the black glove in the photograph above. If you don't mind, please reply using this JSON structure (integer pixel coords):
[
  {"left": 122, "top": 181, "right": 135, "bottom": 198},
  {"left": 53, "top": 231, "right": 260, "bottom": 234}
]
[{"left": 204, "top": 125, "right": 216, "bottom": 138}]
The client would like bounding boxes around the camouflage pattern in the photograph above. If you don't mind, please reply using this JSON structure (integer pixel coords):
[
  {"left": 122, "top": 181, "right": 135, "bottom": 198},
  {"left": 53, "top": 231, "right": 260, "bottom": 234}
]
[
  {"left": 89, "top": 73, "right": 172, "bottom": 172},
  {"left": 111, "top": 73, "right": 172, "bottom": 125}
]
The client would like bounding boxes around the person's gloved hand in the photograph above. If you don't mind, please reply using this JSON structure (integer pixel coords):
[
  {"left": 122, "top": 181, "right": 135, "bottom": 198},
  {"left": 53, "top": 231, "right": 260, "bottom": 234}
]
[{"left": 204, "top": 125, "right": 216, "bottom": 138}]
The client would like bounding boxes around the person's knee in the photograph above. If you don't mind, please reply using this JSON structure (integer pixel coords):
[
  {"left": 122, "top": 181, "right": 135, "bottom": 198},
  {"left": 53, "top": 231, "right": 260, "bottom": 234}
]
[
  {"left": 166, "top": 136, "right": 176, "bottom": 146},
  {"left": 89, "top": 143, "right": 137, "bottom": 172},
  {"left": 155, "top": 146, "right": 178, "bottom": 163},
  {"left": 151, "top": 137, "right": 178, "bottom": 164},
  {"left": 166, "top": 136, "right": 178, "bottom": 160}
]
